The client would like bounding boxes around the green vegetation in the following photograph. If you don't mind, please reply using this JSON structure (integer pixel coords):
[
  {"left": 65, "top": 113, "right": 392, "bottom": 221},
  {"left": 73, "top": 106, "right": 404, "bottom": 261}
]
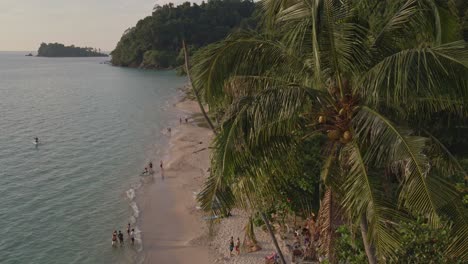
[
  {"left": 191, "top": 0, "right": 468, "bottom": 263},
  {"left": 335, "top": 225, "right": 367, "bottom": 263},
  {"left": 393, "top": 218, "right": 462, "bottom": 263},
  {"left": 337, "top": 218, "right": 463, "bottom": 264},
  {"left": 37, "top": 43, "right": 107, "bottom": 57},
  {"left": 110, "top": 0, "right": 257, "bottom": 69}
]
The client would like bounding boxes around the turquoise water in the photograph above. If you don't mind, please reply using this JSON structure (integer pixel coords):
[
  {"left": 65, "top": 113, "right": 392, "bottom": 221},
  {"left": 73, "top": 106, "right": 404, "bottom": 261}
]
[{"left": 0, "top": 52, "right": 185, "bottom": 263}]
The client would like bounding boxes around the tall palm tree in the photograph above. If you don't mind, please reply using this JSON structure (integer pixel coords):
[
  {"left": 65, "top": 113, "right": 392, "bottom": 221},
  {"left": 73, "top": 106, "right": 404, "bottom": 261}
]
[
  {"left": 194, "top": 0, "right": 468, "bottom": 262},
  {"left": 182, "top": 40, "right": 217, "bottom": 132}
]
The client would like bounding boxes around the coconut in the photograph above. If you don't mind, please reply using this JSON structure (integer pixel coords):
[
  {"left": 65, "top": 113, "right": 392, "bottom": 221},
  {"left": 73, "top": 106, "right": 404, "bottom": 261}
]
[
  {"left": 318, "top": 116, "right": 327, "bottom": 124},
  {"left": 327, "top": 130, "right": 341, "bottom": 140},
  {"left": 343, "top": 131, "right": 352, "bottom": 141}
]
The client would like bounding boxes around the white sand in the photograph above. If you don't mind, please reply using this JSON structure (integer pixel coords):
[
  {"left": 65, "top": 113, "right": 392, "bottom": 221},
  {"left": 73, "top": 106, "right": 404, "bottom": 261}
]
[{"left": 208, "top": 209, "right": 293, "bottom": 264}]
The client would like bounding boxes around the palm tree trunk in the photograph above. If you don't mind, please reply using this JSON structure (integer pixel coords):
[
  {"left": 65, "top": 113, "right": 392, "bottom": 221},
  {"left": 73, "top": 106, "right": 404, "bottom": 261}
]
[
  {"left": 182, "top": 40, "right": 217, "bottom": 134},
  {"left": 261, "top": 212, "right": 286, "bottom": 264},
  {"left": 360, "top": 215, "right": 378, "bottom": 264}
]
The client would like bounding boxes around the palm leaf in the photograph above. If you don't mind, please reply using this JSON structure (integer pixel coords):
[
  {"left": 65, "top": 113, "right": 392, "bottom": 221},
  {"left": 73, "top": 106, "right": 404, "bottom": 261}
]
[
  {"left": 357, "top": 42, "right": 468, "bottom": 118},
  {"left": 191, "top": 32, "right": 306, "bottom": 107},
  {"left": 353, "top": 107, "right": 465, "bottom": 227},
  {"left": 341, "top": 142, "right": 403, "bottom": 260}
]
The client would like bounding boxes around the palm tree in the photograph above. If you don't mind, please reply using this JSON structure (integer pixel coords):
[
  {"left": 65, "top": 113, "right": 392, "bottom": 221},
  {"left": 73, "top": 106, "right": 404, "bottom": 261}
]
[
  {"left": 193, "top": 0, "right": 468, "bottom": 262},
  {"left": 182, "top": 40, "right": 217, "bottom": 132}
]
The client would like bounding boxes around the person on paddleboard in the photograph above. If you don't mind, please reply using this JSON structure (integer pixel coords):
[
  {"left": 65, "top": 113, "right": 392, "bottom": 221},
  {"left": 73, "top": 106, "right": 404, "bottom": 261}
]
[{"left": 34, "top": 137, "right": 39, "bottom": 144}]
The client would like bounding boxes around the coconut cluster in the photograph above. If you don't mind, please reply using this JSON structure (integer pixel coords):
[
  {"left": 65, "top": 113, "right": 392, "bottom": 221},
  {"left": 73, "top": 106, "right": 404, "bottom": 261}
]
[{"left": 317, "top": 80, "right": 358, "bottom": 144}]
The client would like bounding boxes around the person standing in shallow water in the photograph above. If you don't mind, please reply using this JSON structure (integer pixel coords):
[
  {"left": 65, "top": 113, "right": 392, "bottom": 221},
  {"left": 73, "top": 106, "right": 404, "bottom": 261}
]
[
  {"left": 118, "top": 230, "right": 124, "bottom": 245},
  {"left": 112, "top": 230, "right": 117, "bottom": 246},
  {"left": 235, "top": 237, "right": 240, "bottom": 255},
  {"left": 130, "top": 228, "right": 135, "bottom": 245},
  {"left": 127, "top": 223, "right": 131, "bottom": 236}
]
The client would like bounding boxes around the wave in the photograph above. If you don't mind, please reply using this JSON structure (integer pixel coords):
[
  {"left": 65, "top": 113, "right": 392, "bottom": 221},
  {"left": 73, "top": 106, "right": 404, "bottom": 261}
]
[{"left": 126, "top": 188, "right": 136, "bottom": 201}]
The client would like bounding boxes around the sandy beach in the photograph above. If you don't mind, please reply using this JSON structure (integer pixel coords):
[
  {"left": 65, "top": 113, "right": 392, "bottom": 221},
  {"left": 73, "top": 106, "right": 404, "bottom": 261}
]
[
  {"left": 139, "top": 99, "right": 292, "bottom": 264},
  {"left": 138, "top": 99, "right": 214, "bottom": 264}
]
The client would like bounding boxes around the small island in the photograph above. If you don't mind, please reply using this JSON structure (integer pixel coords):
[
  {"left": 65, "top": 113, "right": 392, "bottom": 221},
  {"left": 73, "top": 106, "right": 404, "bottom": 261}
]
[{"left": 37, "top": 43, "right": 108, "bottom": 57}]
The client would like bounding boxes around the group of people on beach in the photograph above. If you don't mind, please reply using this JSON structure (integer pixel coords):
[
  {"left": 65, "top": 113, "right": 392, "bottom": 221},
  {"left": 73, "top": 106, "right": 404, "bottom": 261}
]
[
  {"left": 228, "top": 236, "right": 241, "bottom": 257},
  {"left": 179, "top": 116, "right": 188, "bottom": 124},
  {"left": 142, "top": 161, "right": 164, "bottom": 176},
  {"left": 165, "top": 116, "right": 189, "bottom": 134},
  {"left": 112, "top": 223, "right": 135, "bottom": 247}
]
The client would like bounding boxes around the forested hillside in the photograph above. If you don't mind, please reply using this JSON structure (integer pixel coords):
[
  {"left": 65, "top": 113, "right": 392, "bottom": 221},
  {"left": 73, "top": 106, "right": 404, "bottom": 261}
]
[{"left": 111, "top": 0, "right": 257, "bottom": 69}]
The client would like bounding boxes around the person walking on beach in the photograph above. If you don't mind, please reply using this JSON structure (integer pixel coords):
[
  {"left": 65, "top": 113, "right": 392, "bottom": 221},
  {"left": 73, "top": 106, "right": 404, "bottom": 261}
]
[
  {"left": 229, "top": 236, "right": 234, "bottom": 257},
  {"left": 235, "top": 237, "right": 240, "bottom": 255},
  {"left": 118, "top": 230, "right": 124, "bottom": 245},
  {"left": 160, "top": 160, "right": 164, "bottom": 179},
  {"left": 149, "top": 162, "right": 153, "bottom": 174},
  {"left": 112, "top": 230, "right": 117, "bottom": 247},
  {"left": 130, "top": 228, "right": 135, "bottom": 245}
]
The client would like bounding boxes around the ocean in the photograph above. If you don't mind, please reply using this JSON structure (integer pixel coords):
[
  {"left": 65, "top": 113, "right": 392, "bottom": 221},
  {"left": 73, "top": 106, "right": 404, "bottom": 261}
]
[{"left": 0, "top": 52, "right": 185, "bottom": 263}]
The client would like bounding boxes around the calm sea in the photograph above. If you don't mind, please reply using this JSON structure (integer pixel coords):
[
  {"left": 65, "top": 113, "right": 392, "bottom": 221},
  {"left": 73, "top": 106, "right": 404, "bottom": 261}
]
[{"left": 0, "top": 52, "right": 185, "bottom": 263}]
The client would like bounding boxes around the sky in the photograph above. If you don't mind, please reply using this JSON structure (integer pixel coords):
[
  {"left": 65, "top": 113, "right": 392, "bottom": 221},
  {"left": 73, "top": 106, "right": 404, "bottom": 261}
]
[{"left": 0, "top": 0, "right": 202, "bottom": 51}]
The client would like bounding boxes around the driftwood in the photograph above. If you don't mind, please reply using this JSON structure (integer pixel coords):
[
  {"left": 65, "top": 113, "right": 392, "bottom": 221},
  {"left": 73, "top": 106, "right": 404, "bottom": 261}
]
[{"left": 192, "top": 147, "right": 207, "bottom": 154}]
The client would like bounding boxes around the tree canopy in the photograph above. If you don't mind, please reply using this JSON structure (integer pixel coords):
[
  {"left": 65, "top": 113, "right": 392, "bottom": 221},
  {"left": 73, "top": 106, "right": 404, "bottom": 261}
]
[
  {"left": 191, "top": 0, "right": 468, "bottom": 263},
  {"left": 37, "top": 43, "right": 107, "bottom": 57},
  {"left": 110, "top": 0, "right": 258, "bottom": 69}
]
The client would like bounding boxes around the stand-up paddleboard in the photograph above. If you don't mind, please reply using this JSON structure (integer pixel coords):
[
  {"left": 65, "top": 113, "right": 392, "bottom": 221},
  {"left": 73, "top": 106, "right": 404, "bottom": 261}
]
[{"left": 33, "top": 141, "right": 38, "bottom": 145}]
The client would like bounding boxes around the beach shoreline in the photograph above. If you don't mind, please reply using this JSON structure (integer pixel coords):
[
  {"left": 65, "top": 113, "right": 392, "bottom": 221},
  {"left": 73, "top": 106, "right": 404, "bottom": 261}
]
[
  {"left": 137, "top": 98, "right": 214, "bottom": 264},
  {"left": 138, "top": 96, "right": 293, "bottom": 264}
]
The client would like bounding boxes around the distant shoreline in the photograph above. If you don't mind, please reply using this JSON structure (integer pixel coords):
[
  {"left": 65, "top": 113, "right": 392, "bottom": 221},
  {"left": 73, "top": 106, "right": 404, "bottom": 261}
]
[
  {"left": 36, "top": 55, "right": 109, "bottom": 58},
  {"left": 37, "top": 42, "right": 108, "bottom": 58}
]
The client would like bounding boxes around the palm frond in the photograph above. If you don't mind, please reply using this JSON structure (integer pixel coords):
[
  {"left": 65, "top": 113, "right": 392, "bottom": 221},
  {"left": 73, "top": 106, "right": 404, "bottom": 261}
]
[
  {"left": 353, "top": 106, "right": 464, "bottom": 228},
  {"left": 198, "top": 86, "right": 311, "bottom": 215},
  {"left": 341, "top": 142, "right": 403, "bottom": 260},
  {"left": 370, "top": 0, "right": 421, "bottom": 55},
  {"left": 357, "top": 42, "right": 468, "bottom": 118},
  {"left": 424, "top": 129, "right": 468, "bottom": 179},
  {"left": 192, "top": 32, "right": 306, "bottom": 107},
  {"left": 423, "top": 0, "right": 442, "bottom": 45}
]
